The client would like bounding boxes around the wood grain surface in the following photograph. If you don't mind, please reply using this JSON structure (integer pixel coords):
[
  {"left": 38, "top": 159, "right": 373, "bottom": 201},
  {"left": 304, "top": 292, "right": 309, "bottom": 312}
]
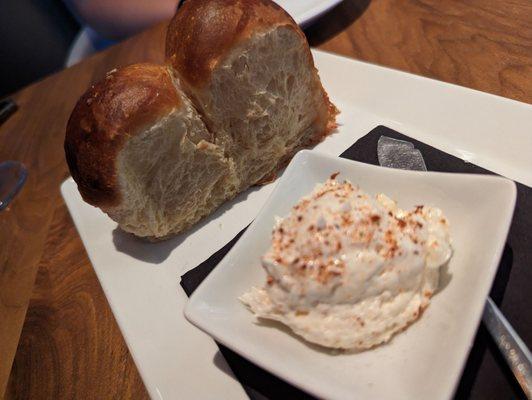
[
  {"left": 1, "top": 0, "right": 531, "bottom": 398},
  {"left": 0, "top": 25, "right": 167, "bottom": 400}
]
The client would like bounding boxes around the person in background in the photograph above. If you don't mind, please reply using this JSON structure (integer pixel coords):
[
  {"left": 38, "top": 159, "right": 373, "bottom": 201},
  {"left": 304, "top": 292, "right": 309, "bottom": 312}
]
[{"left": 63, "top": 0, "right": 179, "bottom": 66}]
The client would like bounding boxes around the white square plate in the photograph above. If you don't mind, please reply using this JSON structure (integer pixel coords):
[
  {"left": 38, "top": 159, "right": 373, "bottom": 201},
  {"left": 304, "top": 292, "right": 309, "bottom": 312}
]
[
  {"left": 185, "top": 150, "right": 516, "bottom": 400},
  {"left": 61, "top": 50, "right": 531, "bottom": 399}
]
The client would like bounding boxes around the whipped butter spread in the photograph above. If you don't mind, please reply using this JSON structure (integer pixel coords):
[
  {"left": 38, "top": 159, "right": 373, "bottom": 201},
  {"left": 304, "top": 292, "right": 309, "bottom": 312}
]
[{"left": 240, "top": 174, "right": 452, "bottom": 350}]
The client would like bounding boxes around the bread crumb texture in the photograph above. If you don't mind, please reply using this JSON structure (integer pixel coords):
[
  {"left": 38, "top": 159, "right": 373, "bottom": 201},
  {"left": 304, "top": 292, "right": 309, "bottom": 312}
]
[{"left": 65, "top": 0, "right": 338, "bottom": 239}]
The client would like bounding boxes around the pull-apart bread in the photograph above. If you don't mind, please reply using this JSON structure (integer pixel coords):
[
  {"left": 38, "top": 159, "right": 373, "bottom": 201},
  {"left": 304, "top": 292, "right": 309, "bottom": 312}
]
[{"left": 65, "top": 0, "right": 338, "bottom": 240}]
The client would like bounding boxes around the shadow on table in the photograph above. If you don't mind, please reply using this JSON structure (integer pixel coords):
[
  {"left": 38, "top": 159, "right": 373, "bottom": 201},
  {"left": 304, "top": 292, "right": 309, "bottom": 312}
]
[
  {"left": 454, "top": 244, "right": 526, "bottom": 399},
  {"left": 112, "top": 185, "right": 261, "bottom": 264},
  {"left": 304, "top": 0, "right": 372, "bottom": 47}
]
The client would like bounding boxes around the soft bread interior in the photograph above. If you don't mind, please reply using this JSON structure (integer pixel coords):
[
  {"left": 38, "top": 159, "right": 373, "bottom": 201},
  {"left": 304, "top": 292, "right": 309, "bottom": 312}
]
[
  {"left": 185, "top": 25, "right": 331, "bottom": 187},
  {"left": 93, "top": 25, "right": 334, "bottom": 239},
  {"left": 107, "top": 94, "right": 239, "bottom": 239}
]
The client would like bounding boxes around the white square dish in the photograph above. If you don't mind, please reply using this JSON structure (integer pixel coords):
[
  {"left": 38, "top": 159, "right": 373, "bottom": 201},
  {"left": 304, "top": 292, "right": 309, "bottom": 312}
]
[{"left": 185, "top": 150, "right": 516, "bottom": 400}]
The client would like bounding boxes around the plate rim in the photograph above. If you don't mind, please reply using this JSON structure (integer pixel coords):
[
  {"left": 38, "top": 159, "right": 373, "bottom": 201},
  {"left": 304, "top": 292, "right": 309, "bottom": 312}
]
[{"left": 288, "top": 0, "right": 345, "bottom": 26}]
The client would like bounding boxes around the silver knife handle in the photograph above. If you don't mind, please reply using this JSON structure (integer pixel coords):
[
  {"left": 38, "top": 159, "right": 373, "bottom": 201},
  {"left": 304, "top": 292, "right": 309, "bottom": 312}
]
[{"left": 483, "top": 297, "right": 532, "bottom": 398}]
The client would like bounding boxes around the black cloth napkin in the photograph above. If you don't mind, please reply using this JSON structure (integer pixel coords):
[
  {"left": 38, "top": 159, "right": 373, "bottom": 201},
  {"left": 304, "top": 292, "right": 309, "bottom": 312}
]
[{"left": 181, "top": 126, "right": 531, "bottom": 399}]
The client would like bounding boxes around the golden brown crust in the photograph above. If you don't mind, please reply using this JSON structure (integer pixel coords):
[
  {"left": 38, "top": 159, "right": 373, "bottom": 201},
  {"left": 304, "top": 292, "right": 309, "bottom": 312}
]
[
  {"left": 64, "top": 63, "right": 181, "bottom": 207},
  {"left": 165, "top": 0, "right": 306, "bottom": 88}
]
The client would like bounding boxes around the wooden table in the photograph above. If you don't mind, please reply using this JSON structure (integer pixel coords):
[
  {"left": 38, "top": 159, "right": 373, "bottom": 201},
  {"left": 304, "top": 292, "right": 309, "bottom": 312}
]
[{"left": 1, "top": 1, "right": 530, "bottom": 398}]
